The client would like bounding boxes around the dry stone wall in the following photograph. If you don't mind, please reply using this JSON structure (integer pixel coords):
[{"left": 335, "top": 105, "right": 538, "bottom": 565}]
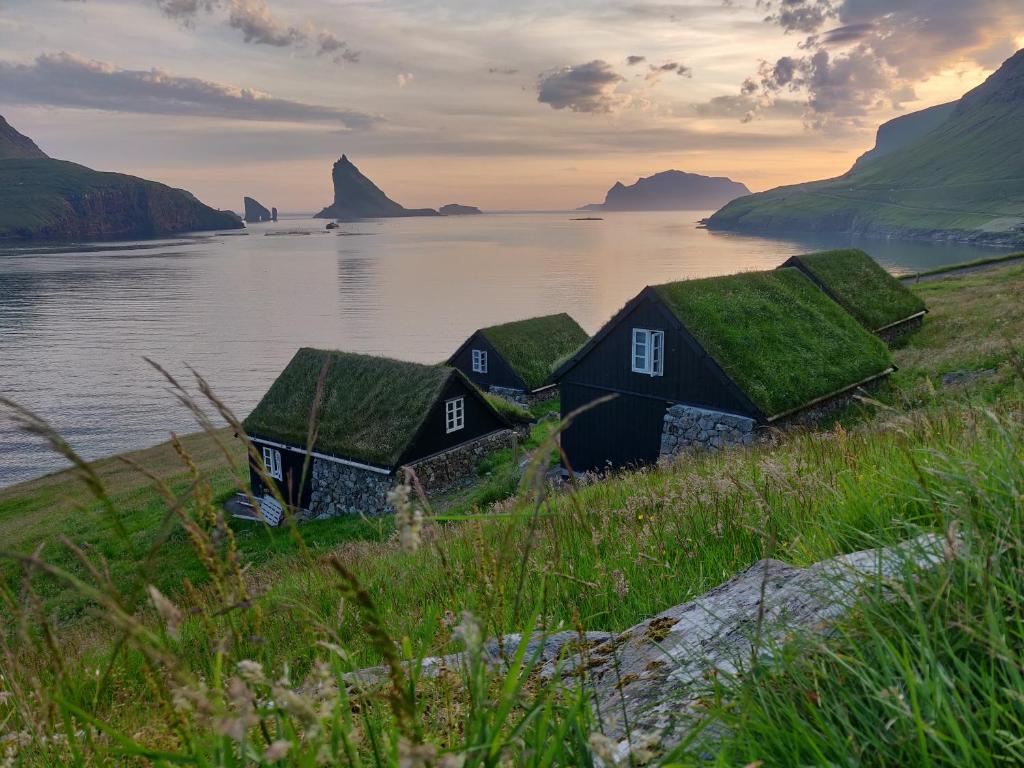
[
  {"left": 408, "top": 429, "right": 517, "bottom": 493},
  {"left": 307, "top": 459, "right": 394, "bottom": 519},
  {"left": 488, "top": 385, "right": 558, "bottom": 408},
  {"left": 659, "top": 404, "right": 755, "bottom": 459}
]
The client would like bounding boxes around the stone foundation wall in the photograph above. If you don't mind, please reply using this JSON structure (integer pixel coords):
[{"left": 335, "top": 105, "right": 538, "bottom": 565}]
[
  {"left": 659, "top": 404, "right": 755, "bottom": 459},
  {"left": 489, "top": 385, "right": 559, "bottom": 408},
  {"left": 307, "top": 459, "right": 394, "bottom": 520},
  {"left": 877, "top": 313, "right": 924, "bottom": 345},
  {"left": 407, "top": 429, "right": 517, "bottom": 494}
]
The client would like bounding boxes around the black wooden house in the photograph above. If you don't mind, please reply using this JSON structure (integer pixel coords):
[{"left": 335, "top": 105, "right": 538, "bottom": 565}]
[
  {"left": 241, "top": 348, "right": 514, "bottom": 523},
  {"left": 552, "top": 268, "right": 894, "bottom": 471},
  {"left": 448, "top": 313, "right": 588, "bottom": 403}
]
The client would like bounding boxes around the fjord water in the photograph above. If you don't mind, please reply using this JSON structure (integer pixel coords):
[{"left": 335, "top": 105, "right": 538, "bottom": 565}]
[{"left": 0, "top": 211, "right": 1010, "bottom": 486}]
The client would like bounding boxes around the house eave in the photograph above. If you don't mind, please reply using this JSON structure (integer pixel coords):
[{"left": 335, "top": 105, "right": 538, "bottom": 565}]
[
  {"left": 764, "top": 366, "right": 896, "bottom": 424},
  {"left": 874, "top": 310, "right": 927, "bottom": 334},
  {"left": 247, "top": 435, "right": 394, "bottom": 475}
]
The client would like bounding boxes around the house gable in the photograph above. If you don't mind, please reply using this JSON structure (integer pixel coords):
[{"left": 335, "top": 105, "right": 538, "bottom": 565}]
[
  {"left": 399, "top": 371, "right": 511, "bottom": 465},
  {"left": 554, "top": 289, "right": 761, "bottom": 418},
  {"left": 448, "top": 331, "right": 529, "bottom": 391}
]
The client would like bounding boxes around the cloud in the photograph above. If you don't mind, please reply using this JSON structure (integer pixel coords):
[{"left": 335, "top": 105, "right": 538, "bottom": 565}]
[
  {"left": 537, "top": 60, "right": 628, "bottom": 113},
  {"left": 626, "top": 55, "right": 647, "bottom": 66},
  {"left": 397, "top": 72, "right": 414, "bottom": 87},
  {"left": 488, "top": 66, "right": 519, "bottom": 75},
  {"left": 744, "top": 0, "right": 1024, "bottom": 126},
  {"left": 142, "top": 0, "right": 359, "bottom": 63},
  {"left": 645, "top": 61, "right": 692, "bottom": 81},
  {"left": 691, "top": 94, "right": 805, "bottom": 120},
  {"left": 0, "top": 52, "right": 379, "bottom": 128}
]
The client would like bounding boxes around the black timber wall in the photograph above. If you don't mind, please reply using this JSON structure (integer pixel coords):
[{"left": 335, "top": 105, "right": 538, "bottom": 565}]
[
  {"left": 449, "top": 332, "right": 527, "bottom": 391},
  {"left": 248, "top": 443, "right": 314, "bottom": 510},
  {"left": 558, "top": 294, "right": 756, "bottom": 471},
  {"left": 401, "top": 376, "right": 508, "bottom": 464}
]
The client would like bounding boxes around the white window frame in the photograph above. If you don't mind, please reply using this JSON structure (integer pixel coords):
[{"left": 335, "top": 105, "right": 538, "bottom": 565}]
[
  {"left": 261, "top": 446, "right": 283, "bottom": 481},
  {"left": 471, "top": 348, "right": 488, "bottom": 374},
  {"left": 631, "top": 329, "right": 665, "bottom": 377},
  {"left": 445, "top": 397, "right": 465, "bottom": 433}
]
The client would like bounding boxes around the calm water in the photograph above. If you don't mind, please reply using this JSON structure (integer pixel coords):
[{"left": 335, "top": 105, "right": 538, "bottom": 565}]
[{"left": 0, "top": 211, "right": 1011, "bottom": 487}]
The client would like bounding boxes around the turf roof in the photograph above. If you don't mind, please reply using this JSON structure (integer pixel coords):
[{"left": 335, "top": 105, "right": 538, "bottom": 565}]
[
  {"left": 242, "top": 348, "right": 455, "bottom": 467},
  {"left": 478, "top": 313, "right": 588, "bottom": 391},
  {"left": 786, "top": 249, "right": 927, "bottom": 332},
  {"left": 653, "top": 268, "right": 893, "bottom": 418}
]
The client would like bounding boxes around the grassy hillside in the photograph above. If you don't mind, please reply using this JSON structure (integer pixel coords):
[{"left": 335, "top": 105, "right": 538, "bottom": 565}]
[
  {"left": 0, "top": 158, "right": 243, "bottom": 240},
  {"left": 1, "top": 264, "right": 1022, "bottom": 764},
  {"left": 707, "top": 50, "right": 1024, "bottom": 244}
]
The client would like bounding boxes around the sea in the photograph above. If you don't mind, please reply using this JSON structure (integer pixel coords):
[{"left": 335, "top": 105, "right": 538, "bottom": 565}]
[{"left": 0, "top": 211, "right": 1013, "bottom": 487}]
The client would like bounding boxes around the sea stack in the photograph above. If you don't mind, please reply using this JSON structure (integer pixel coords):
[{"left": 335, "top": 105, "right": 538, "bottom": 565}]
[
  {"left": 314, "top": 155, "right": 439, "bottom": 220},
  {"left": 271, "top": 206, "right": 278, "bottom": 222},
  {"left": 244, "top": 197, "right": 273, "bottom": 223}
]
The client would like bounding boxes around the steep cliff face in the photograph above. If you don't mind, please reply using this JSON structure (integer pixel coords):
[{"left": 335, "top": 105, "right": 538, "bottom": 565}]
[
  {"left": 579, "top": 170, "right": 750, "bottom": 211},
  {"left": 0, "top": 116, "right": 48, "bottom": 159},
  {"left": 0, "top": 158, "right": 243, "bottom": 241},
  {"left": 244, "top": 196, "right": 273, "bottom": 222},
  {"left": 706, "top": 48, "right": 1024, "bottom": 244},
  {"left": 0, "top": 114, "right": 243, "bottom": 241},
  {"left": 315, "top": 155, "right": 439, "bottom": 219}
]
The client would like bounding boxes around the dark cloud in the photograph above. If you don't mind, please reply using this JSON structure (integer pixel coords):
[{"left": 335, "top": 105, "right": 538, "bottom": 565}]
[
  {"left": 690, "top": 94, "right": 804, "bottom": 120},
  {"left": 0, "top": 52, "right": 379, "bottom": 128},
  {"left": 744, "top": 0, "right": 1024, "bottom": 126},
  {"left": 646, "top": 61, "right": 692, "bottom": 81},
  {"left": 488, "top": 66, "right": 519, "bottom": 75},
  {"left": 626, "top": 55, "right": 647, "bottom": 66},
  {"left": 227, "top": 0, "right": 303, "bottom": 46},
  {"left": 536, "top": 60, "right": 628, "bottom": 113}
]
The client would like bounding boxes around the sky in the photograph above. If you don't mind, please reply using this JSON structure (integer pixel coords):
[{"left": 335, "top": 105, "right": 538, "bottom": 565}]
[{"left": 1, "top": 0, "right": 1022, "bottom": 212}]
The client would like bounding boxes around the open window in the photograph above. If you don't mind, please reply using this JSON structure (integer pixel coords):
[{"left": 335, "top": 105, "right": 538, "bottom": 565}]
[
  {"left": 261, "top": 445, "right": 283, "bottom": 481},
  {"left": 445, "top": 397, "right": 465, "bottom": 433},
  {"left": 471, "top": 348, "right": 488, "bottom": 374},
  {"left": 631, "top": 329, "right": 664, "bottom": 376}
]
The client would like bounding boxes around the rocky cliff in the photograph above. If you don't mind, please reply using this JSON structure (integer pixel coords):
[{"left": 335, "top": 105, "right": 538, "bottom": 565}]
[
  {"left": 0, "top": 115, "right": 242, "bottom": 241},
  {"left": 314, "top": 155, "right": 439, "bottom": 219},
  {"left": 440, "top": 203, "right": 482, "bottom": 215},
  {"left": 244, "top": 196, "right": 272, "bottom": 223},
  {"left": 706, "top": 48, "right": 1024, "bottom": 244},
  {"left": 580, "top": 170, "right": 750, "bottom": 211},
  {"left": 0, "top": 116, "right": 48, "bottom": 160}
]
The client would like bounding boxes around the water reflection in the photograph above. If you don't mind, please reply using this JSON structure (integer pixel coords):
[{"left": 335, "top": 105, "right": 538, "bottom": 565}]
[{"left": 0, "top": 212, "right": 1011, "bottom": 486}]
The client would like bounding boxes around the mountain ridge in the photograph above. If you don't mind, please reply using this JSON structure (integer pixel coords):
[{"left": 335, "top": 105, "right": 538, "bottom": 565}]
[
  {"left": 580, "top": 170, "right": 750, "bottom": 211},
  {"left": 315, "top": 155, "right": 439, "bottom": 220},
  {"left": 704, "top": 48, "right": 1024, "bottom": 245}
]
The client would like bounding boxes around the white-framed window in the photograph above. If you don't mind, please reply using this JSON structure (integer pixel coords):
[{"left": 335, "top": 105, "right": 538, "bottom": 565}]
[
  {"left": 445, "top": 397, "right": 465, "bottom": 433},
  {"left": 261, "top": 446, "right": 283, "bottom": 480},
  {"left": 471, "top": 348, "right": 488, "bottom": 374},
  {"left": 631, "top": 329, "right": 665, "bottom": 376}
]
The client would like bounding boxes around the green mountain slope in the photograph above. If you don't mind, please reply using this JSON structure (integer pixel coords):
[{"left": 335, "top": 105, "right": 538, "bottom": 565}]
[
  {"left": 0, "top": 115, "right": 242, "bottom": 241},
  {"left": 706, "top": 49, "right": 1024, "bottom": 245}
]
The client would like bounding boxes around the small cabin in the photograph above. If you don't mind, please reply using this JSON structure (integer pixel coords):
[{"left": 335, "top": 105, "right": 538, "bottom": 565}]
[
  {"left": 448, "top": 313, "right": 588, "bottom": 405},
  {"left": 553, "top": 268, "right": 894, "bottom": 472},
  {"left": 780, "top": 249, "right": 927, "bottom": 343},
  {"left": 241, "top": 348, "right": 514, "bottom": 523}
]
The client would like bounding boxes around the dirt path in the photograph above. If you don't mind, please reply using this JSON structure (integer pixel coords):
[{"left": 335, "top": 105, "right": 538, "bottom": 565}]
[{"left": 901, "top": 254, "right": 1024, "bottom": 284}]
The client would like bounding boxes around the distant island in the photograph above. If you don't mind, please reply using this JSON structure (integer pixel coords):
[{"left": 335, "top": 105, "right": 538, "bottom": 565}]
[
  {"left": 705, "top": 47, "right": 1024, "bottom": 245},
  {"left": 579, "top": 170, "right": 750, "bottom": 212},
  {"left": 0, "top": 116, "right": 242, "bottom": 241},
  {"left": 314, "top": 155, "right": 440, "bottom": 220},
  {"left": 244, "top": 197, "right": 274, "bottom": 223},
  {"left": 440, "top": 203, "right": 482, "bottom": 215}
]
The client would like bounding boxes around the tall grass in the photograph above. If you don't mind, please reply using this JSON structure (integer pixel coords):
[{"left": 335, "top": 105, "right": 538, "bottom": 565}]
[{"left": 1, "top": 371, "right": 1022, "bottom": 765}]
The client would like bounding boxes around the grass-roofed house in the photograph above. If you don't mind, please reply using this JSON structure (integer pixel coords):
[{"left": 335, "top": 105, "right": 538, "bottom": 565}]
[
  {"left": 241, "top": 348, "right": 515, "bottom": 523},
  {"left": 780, "top": 249, "right": 927, "bottom": 343},
  {"left": 447, "top": 313, "right": 588, "bottom": 405},
  {"left": 552, "top": 269, "right": 894, "bottom": 471}
]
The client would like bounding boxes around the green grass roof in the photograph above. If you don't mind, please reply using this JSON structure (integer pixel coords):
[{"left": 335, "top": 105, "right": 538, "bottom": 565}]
[
  {"left": 242, "top": 348, "right": 454, "bottom": 467},
  {"left": 788, "top": 249, "right": 927, "bottom": 331},
  {"left": 653, "top": 269, "right": 893, "bottom": 418},
  {"left": 479, "top": 313, "right": 588, "bottom": 390}
]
